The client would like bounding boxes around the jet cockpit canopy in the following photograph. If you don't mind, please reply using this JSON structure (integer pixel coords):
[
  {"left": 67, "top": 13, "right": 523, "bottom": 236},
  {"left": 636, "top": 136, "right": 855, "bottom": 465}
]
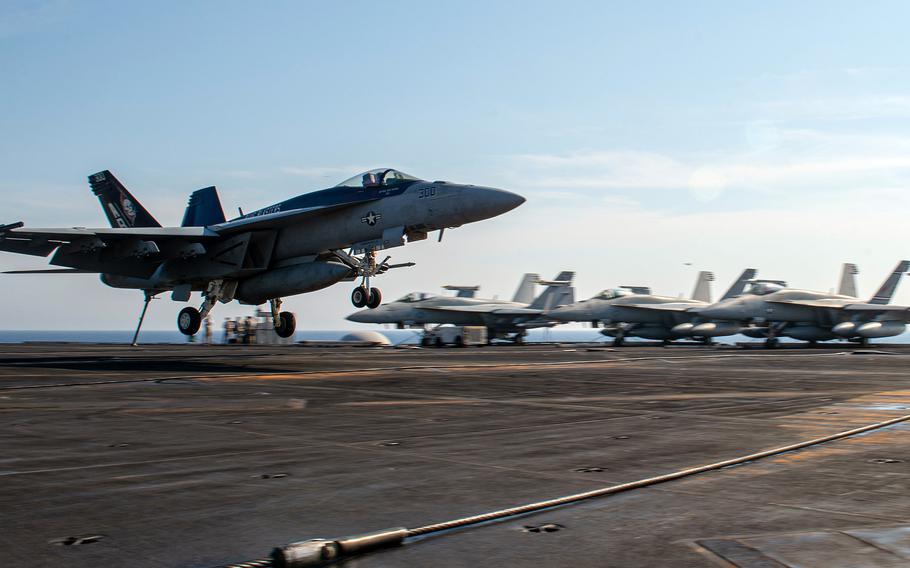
[
  {"left": 335, "top": 169, "right": 421, "bottom": 189},
  {"left": 594, "top": 288, "right": 634, "bottom": 300},
  {"left": 396, "top": 292, "right": 435, "bottom": 303},
  {"left": 745, "top": 280, "right": 787, "bottom": 295}
]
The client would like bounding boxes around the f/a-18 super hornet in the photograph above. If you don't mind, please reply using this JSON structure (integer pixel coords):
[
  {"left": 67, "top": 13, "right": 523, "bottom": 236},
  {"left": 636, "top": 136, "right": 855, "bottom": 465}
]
[
  {"left": 696, "top": 261, "right": 910, "bottom": 347},
  {"left": 548, "top": 269, "right": 756, "bottom": 346},
  {"left": 347, "top": 272, "right": 574, "bottom": 342},
  {"left": 0, "top": 168, "right": 524, "bottom": 342}
]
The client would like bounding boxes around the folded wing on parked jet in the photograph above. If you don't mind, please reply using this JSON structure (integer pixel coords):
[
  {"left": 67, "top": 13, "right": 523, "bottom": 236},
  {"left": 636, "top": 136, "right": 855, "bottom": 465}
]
[
  {"left": 766, "top": 299, "right": 910, "bottom": 320},
  {"left": 421, "top": 305, "right": 544, "bottom": 316},
  {"left": 620, "top": 303, "right": 700, "bottom": 313}
]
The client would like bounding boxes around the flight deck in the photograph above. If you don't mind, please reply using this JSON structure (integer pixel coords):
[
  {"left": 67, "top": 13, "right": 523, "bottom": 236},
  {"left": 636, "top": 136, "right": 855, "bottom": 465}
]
[{"left": 3, "top": 343, "right": 910, "bottom": 567}]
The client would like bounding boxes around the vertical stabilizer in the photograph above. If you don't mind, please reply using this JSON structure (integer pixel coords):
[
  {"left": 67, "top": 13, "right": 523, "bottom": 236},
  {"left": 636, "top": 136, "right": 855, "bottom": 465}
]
[
  {"left": 869, "top": 260, "right": 910, "bottom": 305},
  {"left": 691, "top": 271, "right": 715, "bottom": 303},
  {"left": 511, "top": 273, "right": 539, "bottom": 304},
  {"left": 837, "top": 263, "right": 859, "bottom": 297},
  {"left": 88, "top": 170, "right": 161, "bottom": 228},
  {"left": 181, "top": 186, "right": 226, "bottom": 227},
  {"left": 529, "top": 271, "right": 575, "bottom": 310},
  {"left": 720, "top": 268, "right": 758, "bottom": 300}
]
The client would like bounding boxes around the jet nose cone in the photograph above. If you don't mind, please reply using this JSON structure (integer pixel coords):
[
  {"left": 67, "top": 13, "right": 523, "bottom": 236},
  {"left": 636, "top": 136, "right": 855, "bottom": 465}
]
[
  {"left": 346, "top": 310, "right": 372, "bottom": 323},
  {"left": 466, "top": 186, "right": 525, "bottom": 221}
]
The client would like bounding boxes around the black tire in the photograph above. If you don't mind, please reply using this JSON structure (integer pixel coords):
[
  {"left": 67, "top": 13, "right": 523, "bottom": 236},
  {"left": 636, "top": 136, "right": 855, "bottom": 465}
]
[
  {"left": 765, "top": 337, "right": 779, "bottom": 349},
  {"left": 367, "top": 287, "right": 382, "bottom": 309},
  {"left": 274, "top": 311, "right": 296, "bottom": 338},
  {"left": 435, "top": 337, "right": 444, "bottom": 348},
  {"left": 177, "top": 307, "right": 202, "bottom": 336},
  {"left": 351, "top": 286, "right": 368, "bottom": 308},
  {"left": 420, "top": 337, "right": 432, "bottom": 347},
  {"left": 455, "top": 335, "right": 465, "bottom": 348},
  {"left": 613, "top": 336, "right": 624, "bottom": 347}
]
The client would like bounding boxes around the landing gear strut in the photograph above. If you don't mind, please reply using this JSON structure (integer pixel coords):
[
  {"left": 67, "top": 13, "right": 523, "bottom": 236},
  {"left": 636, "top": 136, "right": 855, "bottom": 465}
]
[
  {"left": 178, "top": 280, "right": 233, "bottom": 336},
  {"left": 349, "top": 250, "right": 384, "bottom": 309},
  {"left": 270, "top": 298, "right": 296, "bottom": 339}
]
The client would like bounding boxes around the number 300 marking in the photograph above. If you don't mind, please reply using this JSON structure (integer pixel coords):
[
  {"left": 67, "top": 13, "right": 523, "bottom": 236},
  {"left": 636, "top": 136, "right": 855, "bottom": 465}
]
[{"left": 418, "top": 187, "right": 437, "bottom": 199}]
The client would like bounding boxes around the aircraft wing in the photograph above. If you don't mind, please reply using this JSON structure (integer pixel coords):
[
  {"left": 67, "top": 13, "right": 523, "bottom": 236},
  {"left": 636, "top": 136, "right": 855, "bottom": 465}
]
[
  {"left": 421, "top": 305, "right": 544, "bottom": 316},
  {"left": 766, "top": 299, "right": 850, "bottom": 309},
  {"left": 0, "top": 196, "right": 376, "bottom": 258},
  {"left": 767, "top": 299, "right": 910, "bottom": 319},
  {"left": 620, "top": 303, "right": 699, "bottom": 313},
  {"left": 0, "top": 224, "right": 218, "bottom": 257}
]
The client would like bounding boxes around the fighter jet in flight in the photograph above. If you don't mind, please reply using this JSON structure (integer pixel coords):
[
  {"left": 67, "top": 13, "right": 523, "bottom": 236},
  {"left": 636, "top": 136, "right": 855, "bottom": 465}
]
[
  {"left": 0, "top": 169, "right": 524, "bottom": 342},
  {"left": 548, "top": 269, "right": 756, "bottom": 345},
  {"left": 347, "top": 272, "right": 574, "bottom": 342},
  {"left": 696, "top": 261, "right": 910, "bottom": 347}
]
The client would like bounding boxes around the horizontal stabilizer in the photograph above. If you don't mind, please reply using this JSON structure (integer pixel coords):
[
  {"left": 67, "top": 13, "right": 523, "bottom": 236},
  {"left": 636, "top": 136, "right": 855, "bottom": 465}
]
[
  {"left": 0, "top": 221, "right": 24, "bottom": 233},
  {"left": 3, "top": 268, "right": 92, "bottom": 274}
]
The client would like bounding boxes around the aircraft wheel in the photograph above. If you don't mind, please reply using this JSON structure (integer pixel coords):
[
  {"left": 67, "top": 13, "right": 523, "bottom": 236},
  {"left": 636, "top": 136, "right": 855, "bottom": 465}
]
[
  {"left": 351, "top": 286, "right": 368, "bottom": 308},
  {"left": 274, "top": 311, "right": 296, "bottom": 338},
  {"left": 435, "top": 337, "right": 444, "bottom": 348},
  {"left": 455, "top": 335, "right": 465, "bottom": 348},
  {"left": 613, "top": 336, "right": 624, "bottom": 347},
  {"left": 367, "top": 287, "right": 382, "bottom": 309},
  {"left": 765, "top": 337, "right": 779, "bottom": 349},
  {"left": 177, "top": 307, "right": 201, "bottom": 336}
]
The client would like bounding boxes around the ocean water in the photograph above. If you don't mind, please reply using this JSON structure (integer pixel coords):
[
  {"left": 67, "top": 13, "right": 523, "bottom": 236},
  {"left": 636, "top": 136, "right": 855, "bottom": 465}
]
[
  {"left": 0, "top": 328, "right": 610, "bottom": 345},
  {"left": 0, "top": 328, "right": 907, "bottom": 345}
]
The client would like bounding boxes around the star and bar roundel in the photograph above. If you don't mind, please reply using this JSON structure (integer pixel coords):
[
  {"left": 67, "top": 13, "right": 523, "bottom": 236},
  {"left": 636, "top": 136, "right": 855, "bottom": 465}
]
[{"left": 361, "top": 211, "right": 382, "bottom": 226}]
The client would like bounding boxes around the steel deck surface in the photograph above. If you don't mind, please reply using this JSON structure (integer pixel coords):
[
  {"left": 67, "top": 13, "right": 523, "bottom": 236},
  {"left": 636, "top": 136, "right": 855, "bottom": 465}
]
[{"left": 3, "top": 343, "right": 910, "bottom": 567}]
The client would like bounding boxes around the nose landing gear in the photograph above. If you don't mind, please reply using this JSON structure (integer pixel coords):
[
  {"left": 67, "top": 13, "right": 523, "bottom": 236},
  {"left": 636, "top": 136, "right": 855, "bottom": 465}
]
[
  {"left": 352, "top": 286, "right": 382, "bottom": 309},
  {"left": 177, "top": 280, "right": 237, "bottom": 337}
]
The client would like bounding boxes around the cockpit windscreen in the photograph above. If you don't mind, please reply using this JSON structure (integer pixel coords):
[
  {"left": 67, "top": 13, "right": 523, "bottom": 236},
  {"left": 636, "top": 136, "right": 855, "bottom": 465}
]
[{"left": 335, "top": 169, "right": 421, "bottom": 189}]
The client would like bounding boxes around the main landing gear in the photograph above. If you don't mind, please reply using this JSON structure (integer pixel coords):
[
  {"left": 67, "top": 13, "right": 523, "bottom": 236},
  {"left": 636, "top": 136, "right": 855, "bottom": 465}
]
[
  {"left": 269, "top": 298, "right": 296, "bottom": 338},
  {"left": 178, "top": 280, "right": 229, "bottom": 336},
  {"left": 175, "top": 280, "right": 297, "bottom": 339},
  {"left": 351, "top": 285, "right": 381, "bottom": 309}
]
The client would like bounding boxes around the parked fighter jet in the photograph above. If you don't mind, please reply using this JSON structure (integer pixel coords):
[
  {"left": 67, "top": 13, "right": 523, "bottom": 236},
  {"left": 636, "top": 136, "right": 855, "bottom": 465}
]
[
  {"left": 347, "top": 272, "right": 574, "bottom": 342},
  {"left": 548, "top": 269, "right": 756, "bottom": 346},
  {"left": 0, "top": 169, "right": 524, "bottom": 342},
  {"left": 697, "top": 261, "right": 910, "bottom": 347}
]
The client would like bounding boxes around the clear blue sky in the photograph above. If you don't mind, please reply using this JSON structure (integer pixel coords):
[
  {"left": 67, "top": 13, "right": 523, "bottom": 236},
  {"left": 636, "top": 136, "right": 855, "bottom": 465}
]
[{"left": 3, "top": 1, "right": 910, "bottom": 329}]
